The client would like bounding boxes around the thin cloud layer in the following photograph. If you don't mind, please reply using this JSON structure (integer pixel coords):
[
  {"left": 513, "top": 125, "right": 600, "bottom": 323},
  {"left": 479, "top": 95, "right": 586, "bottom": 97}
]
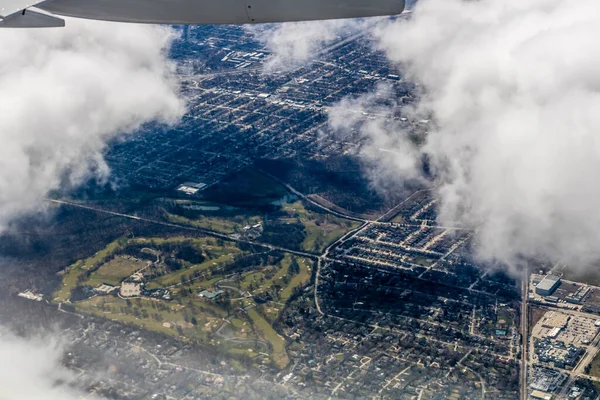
[
  {"left": 0, "top": 331, "right": 98, "bottom": 399},
  {"left": 246, "top": 19, "right": 365, "bottom": 71},
  {"left": 328, "top": 83, "right": 424, "bottom": 191},
  {"left": 258, "top": 0, "right": 600, "bottom": 266},
  {"left": 371, "top": 0, "right": 600, "bottom": 264},
  {"left": 0, "top": 19, "right": 185, "bottom": 230}
]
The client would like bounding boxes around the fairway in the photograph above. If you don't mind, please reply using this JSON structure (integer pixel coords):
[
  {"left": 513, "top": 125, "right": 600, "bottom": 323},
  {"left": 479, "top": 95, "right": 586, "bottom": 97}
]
[
  {"left": 281, "top": 259, "right": 311, "bottom": 301},
  {"left": 54, "top": 238, "right": 126, "bottom": 302},
  {"left": 54, "top": 232, "right": 303, "bottom": 371},
  {"left": 282, "top": 200, "right": 360, "bottom": 253},
  {"left": 247, "top": 307, "right": 289, "bottom": 368},
  {"left": 85, "top": 256, "right": 148, "bottom": 286}
]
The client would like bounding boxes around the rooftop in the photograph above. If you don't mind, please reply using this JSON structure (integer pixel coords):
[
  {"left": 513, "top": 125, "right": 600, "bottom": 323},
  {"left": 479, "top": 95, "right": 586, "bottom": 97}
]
[{"left": 537, "top": 275, "right": 561, "bottom": 291}]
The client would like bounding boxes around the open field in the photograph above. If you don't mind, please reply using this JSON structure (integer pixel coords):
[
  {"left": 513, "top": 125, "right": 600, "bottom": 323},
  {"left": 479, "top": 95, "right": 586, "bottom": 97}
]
[
  {"left": 281, "top": 258, "right": 312, "bottom": 301},
  {"left": 149, "top": 250, "right": 241, "bottom": 288},
  {"left": 74, "top": 295, "right": 226, "bottom": 341},
  {"left": 588, "top": 351, "right": 600, "bottom": 378},
  {"left": 235, "top": 254, "right": 311, "bottom": 302},
  {"left": 167, "top": 211, "right": 262, "bottom": 235},
  {"left": 281, "top": 200, "right": 360, "bottom": 253},
  {"left": 55, "top": 238, "right": 126, "bottom": 302},
  {"left": 55, "top": 236, "right": 240, "bottom": 301},
  {"left": 560, "top": 265, "right": 600, "bottom": 287},
  {"left": 85, "top": 256, "right": 148, "bottom": 287},
  {"left": 56, "top": 233, "right": 306, "bottom": 369},
  {"left": 246, "top": 307, "right": 289, "bottom": 368}
]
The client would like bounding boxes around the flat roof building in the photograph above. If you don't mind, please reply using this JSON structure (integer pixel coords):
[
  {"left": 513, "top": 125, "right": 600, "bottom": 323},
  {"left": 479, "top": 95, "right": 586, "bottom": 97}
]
[
  {"left": 199, "top": 289, "right": 224, "bottom": 300},
  {"left": 530, "top": 390, "right": 552, "bottom": 400},
  {"left": 536, "top": 275, "right": 561, "bottom": 296}
]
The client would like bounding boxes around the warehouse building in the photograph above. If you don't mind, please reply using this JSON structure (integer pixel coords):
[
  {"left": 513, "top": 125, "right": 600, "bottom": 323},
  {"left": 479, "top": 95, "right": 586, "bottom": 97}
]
[
  {"left": 530, "top": 390, "right": 552, "bottom": 400},
  {"left": 536, "top": 275, "right": 561, "bottom": 296}
]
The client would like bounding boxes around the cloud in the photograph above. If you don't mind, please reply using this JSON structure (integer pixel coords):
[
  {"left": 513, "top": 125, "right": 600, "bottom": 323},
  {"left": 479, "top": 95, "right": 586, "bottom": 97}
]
[
  {"left": 0, "top": 330, "right": 97, "bottom": 399},
  {"left": 358, "top": 0, "right": 600, "bottom": 265},
  {"left": 328, "top": 83, "right": 425, "bottom": 192},
  {"left": 246, "top": 19, "right": 367, "bottom": 71},
  {"left": 0, "top": 19, "right": 185, "bottom": 230}
]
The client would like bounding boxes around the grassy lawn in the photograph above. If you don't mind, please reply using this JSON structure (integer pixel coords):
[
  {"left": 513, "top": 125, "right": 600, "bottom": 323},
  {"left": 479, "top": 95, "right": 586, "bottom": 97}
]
[
  {"left": 391, "top": 214, "right": 406, "bottom": 224},
  {"left": 246, "top": 308, "right": 289, "bottom": 368},
  {"left": 54, "top": 238, "right": 126, "bottom": 302},
  {"left": 589, "top": 351, "right": 600, "bottom": 377},
  {"left": 236, "top": 254, "right": 310, "bottom": 302},
  {"left": 56, "top": 236, "right": 241, "bottom": 301},
  {"left": 239, "top": 263, "right": 286, "bottom": 293},
  {"left": 412, "top": 256, "right": 434, "bottom": 267},
  {"left": 75, "top": 295, "right": 225, "bottom": 341},
  {"left": 150, "top": 251, "right": 240, "bottom": 287},
  {"left": 497, "top": 309, "right": 514, "bottom": 326},
  {"left": 167, "top": 212, "right": 262, "bottom": 235},
  {"left": 282, "top": 201, "right": 360, "bottom": 253},
  {"left": 84, "top": 256, "right": 147, "bottom": 287},
  {"left": 55, "top": 230, "right": 306, "bottom": 370},
  {"left": 75, "top": 296, "right": 185, "bottom": 338},
  {"left": 281, "top": 258, "right": 311, "bottom": 301}
]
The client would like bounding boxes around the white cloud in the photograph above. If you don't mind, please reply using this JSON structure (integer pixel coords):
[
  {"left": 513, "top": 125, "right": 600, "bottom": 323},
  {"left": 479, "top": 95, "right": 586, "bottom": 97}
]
[
  {"left": 0, "top": 19, "right": 185, "bottom": 230},
  {"left": 365, "top": 0, "right": 600, "bottom": 265},
  {"left": 328, "top": 83, "right": 424, "bottom": 191},
  {"left": 0, "top": 330, "right": 96, "bottom": 399},
  {"left": 246, "top": 19, "right": 367, "bottom": 71}
]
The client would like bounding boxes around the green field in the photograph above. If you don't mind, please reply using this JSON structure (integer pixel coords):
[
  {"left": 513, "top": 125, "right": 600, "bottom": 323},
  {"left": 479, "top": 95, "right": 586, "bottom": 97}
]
[
  {"left": 75, "top": 295, "right": 226, "bottom": 341},
  {"left": 55, "top": 236, "right": 240, "bottom": 301},
  {"left": 281, "top": 201, "right": 360, "bottom": 253},
  {"left": 55, "top": 238, "right": 126, "bottom": 302},
  {"left": 588, "top": 351, "right": 600, "bottom": 377},
  {"left": 55, "top": 230, "right": 307, "bottom": 369},
  {"left": 497, "top": 309, "right": 514, "bottom": 327},
  {"left": 247, "top": 308, "right": 289, "bottom": 368},
  {"left": 149, "top": 251, "right": 241, "bottom": 288},
  {"left": 281, "top": 258, "right": 311, "bottom": 301},
  {"left": 411, "top": 256, "right": 434, "bottom": 267},
  {"left": 167, "top": 212, "right": 262, "bottom": 235},
  {"left": 236, "top": 254, "right": 311, "bottom": 302},
  {"left": 84, "top": 256, "right": 147, "bottom": 286},
  {"left": 169, "top": 169, "right": 359, "bottom": 254}
]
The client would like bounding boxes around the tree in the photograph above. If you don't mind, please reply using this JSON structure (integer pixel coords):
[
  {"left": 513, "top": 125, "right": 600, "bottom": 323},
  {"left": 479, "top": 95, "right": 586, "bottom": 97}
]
[{"left": 288, "top": 257, "right": 300, "bottom": 277}]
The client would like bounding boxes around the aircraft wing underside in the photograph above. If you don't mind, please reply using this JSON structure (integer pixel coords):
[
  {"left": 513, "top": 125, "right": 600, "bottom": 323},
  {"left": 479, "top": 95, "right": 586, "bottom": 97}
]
[
  {"left": 0, "top": 0, "right": 65, "bottom": 27},
  {"left": 0, "top": 0, "right": 404, "bottom": 27}
]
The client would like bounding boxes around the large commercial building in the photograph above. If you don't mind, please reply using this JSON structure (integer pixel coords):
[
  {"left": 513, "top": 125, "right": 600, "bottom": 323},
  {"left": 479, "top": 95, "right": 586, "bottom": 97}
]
[
  {"left": 536, "top": 275, "right": 561, "bottom": 296},
  {"left": 530, "top": 390, "right": 552, "bottom": 400}
]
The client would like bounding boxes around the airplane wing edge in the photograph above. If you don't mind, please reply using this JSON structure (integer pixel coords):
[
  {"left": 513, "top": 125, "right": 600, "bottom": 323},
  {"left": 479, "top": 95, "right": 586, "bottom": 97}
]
[{"left": 0, "top": 0, "right": 64, "bottom": 27}]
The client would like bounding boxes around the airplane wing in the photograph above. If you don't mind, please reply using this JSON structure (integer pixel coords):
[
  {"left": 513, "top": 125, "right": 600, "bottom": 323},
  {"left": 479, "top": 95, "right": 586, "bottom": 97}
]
[
  {"left": 0, "top": 0, "right": 64, "bottom": 27},
  {"left": 1, "top": 0, "right": 403, "bottom": 27}
]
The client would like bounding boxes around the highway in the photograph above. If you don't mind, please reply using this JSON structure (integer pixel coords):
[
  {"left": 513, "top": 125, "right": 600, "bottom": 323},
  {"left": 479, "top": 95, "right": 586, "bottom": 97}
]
[
  {"left": 46, "top": 198, "right": 319, "bottom": 260},
  {"left": 521, "top": 263, "right": 528, "bottom": 400}
]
